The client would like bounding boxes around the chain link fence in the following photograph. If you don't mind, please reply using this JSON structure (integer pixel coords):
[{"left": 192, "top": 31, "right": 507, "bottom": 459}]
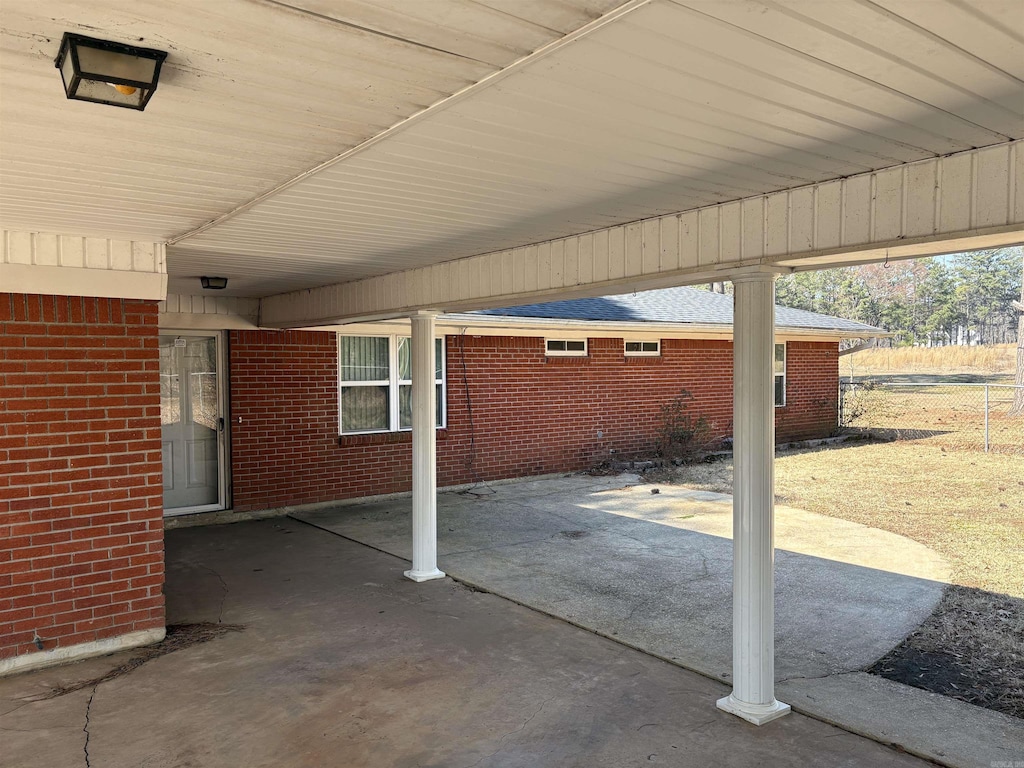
[{"left": 839, "top": 381, "right": 1024, "bottom": 455}]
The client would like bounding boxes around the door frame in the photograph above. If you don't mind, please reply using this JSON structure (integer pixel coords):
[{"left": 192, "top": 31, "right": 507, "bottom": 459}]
[{"left": 160, "top": 329, "right": 230, "bottom": 517}]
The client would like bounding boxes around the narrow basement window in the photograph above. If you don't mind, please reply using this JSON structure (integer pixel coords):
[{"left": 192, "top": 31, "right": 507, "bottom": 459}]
[
  {"left": 545, "top": 339, "right": 587, "bottom": 357},
  {"left": 624, "top": 340, "right": 660, "bottom": 356}
]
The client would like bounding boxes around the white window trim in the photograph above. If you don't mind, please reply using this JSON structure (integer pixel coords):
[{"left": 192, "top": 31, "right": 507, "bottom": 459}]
[
  {"left": 774, "top": 342, "right": 786, "bottom": 408},
  {"left": 338, "top": 334, "right": 446, "bottom": 435},
  {"left": 624, "top": 340, "right": 661, "bottom": 357},
  {"left": 545, "top": 338, "right": 588, "bottom": 357}
]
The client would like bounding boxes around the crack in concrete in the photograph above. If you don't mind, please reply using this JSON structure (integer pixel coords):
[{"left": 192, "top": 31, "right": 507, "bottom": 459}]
[
  {"left": 82, "top": 685, "right": 97, "bottom": 768},
  {"left": 454, "top": 695, "right": 556, "bottom": 768},
  {"left": 777, "top": 670, "right": 847, "bottom": 684},
  {"left": 199, "top": 565, "right": 229, "bottom": 623}
]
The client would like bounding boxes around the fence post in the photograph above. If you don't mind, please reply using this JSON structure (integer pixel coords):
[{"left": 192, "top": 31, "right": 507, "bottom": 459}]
[{"left": 984, "top": 385, "right": 990, "bottom": 453}]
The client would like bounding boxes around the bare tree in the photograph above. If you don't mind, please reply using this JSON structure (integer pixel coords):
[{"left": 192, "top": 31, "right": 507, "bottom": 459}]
[{"left": 1012, "top": 247, "right": 1024, "bottom": 416}]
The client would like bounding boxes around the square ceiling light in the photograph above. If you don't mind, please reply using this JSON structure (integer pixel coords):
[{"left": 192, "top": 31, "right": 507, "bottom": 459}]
[{"left": 55, "top": 32, "right": 168, "bottom": 111}]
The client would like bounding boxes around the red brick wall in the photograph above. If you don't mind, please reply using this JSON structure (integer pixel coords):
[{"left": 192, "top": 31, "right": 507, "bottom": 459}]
[
  {"left": 229, "top": 331, "right": 838, "bottom": 511},
  {"left": 442, "top": 336, "right": 736, "bottom": 480},
  {"left": 229, "top": 330, "right": 347, "bottom": 510},
  {"left": 0, "top": 294, "right": 164, "bottom": 663},
  {"left": 777, "top": 341, "right": 840, "bottom": 442}
]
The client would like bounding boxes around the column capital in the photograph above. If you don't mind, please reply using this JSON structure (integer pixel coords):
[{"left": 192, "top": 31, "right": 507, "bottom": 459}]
[
  {"left": 726, "top": 265, "right": 792, "bottom": 285},
  {"left": 409, "top": 309, "right": 441, "bottom": 319}
]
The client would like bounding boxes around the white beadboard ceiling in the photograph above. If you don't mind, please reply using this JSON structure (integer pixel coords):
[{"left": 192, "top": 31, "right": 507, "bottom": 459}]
[
  {"left": 0, "top": 0, "right": 621, "bottom": 257},
  {"left": 1, "top": 0, "right": 1022, "bottom": 298}
]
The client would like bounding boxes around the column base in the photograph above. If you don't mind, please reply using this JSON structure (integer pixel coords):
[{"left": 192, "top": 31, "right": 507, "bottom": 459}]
[
  {"left": 716, "top": 694, "right": 791, "bottom": 726},
  {"left": 404, "top": 568, "right": 446, "bottom": 583}
]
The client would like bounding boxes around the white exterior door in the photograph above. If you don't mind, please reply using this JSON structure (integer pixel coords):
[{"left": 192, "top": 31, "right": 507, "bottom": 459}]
[{"left": 160, "top": 333, "right": 225, "bottom": 514}]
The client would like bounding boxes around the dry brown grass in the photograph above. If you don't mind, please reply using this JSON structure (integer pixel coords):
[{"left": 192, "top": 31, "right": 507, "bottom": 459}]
[
  {"left": 646, "top": 440, "right": 1024, "bottom": 717},
  {"left": 847, "top": 343, "right": 1016, "bottom": 378},
  {"left": 842, "top": 383, "right": 1023, "bottom": 455}
]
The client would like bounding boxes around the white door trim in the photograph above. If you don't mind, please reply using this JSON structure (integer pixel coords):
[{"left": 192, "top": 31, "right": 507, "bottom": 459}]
[{"left": 161, "top": 329, "right": 229, "bottom": 517}]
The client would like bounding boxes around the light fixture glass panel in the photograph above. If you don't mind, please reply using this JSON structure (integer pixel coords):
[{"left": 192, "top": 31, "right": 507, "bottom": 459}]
[
  {"left": 59, "top": 53, "right": 77, "bottom": 93},
  {"left": 73, "top": 78, "right": 147, "bottom": 108},
  {"left": 76, "top": 45, "right": 157, "bottom": 84}
]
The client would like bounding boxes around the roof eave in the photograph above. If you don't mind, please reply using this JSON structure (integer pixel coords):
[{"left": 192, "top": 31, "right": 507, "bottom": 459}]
[{"left": 436, "top": 313, "right": 889, "bottom": 339}]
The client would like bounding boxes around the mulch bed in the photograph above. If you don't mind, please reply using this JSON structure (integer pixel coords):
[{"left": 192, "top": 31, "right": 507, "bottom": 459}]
[{"left": 867, "top": 585, "right": 1024, "bottom": 720}]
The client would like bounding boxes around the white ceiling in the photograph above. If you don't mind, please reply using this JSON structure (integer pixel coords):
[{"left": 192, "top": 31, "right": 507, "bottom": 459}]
[
  {"left": 1, "top": 0, "right": 1022, "bottom": 298},
  {"left": 0, "top": 0, "right": 620, "bottom": 250}
]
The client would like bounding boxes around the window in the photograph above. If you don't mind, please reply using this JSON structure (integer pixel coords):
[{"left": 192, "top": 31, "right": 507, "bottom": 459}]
[
  {"left": 545, "top": 339, "right": 587, "bottom": 356},
  {"left": 774, "top": 343, "right": 786, "bottom": 407},
  {"left": 339, "top": 335, "right": 444, "bottom": 434},
  {"left": 624, "top": 340, "right": 660, "bottom": 356}
]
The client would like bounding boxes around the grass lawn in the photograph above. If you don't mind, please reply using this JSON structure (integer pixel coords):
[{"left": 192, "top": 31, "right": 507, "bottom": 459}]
[{"left": 646, "top": 439, "right": 1024, "bottom": 718}]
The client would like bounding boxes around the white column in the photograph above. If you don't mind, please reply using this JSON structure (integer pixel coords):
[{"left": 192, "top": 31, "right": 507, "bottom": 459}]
[
  {"left": 404, "top": 313, "right": 445, "bottom": 583},
  {"left": 716, "top": 271, "right": 791, "bottom": 725}
]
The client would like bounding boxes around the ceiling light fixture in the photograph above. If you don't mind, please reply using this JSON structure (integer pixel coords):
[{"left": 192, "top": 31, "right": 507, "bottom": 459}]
[
  {"left": 200, "top": 277, "right": 228, "bottom": 290},
  {"left": 54, "top": 32, "right": 168, "bottom": 111}
]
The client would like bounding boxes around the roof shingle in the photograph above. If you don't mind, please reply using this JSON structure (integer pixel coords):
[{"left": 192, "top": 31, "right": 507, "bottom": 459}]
[{"left": 467, "top": 286, "right": 883, "bottom": 334}]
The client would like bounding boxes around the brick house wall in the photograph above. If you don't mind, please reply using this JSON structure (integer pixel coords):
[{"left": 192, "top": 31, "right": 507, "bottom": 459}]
[
  {"left": 777, "top": 341, "right": 843, "bottom": 442},
  {"left": 229, "top": 330, "right": 837, "bottom": 511},
  {"left": 0, "top": 294, "right": 164, "bottom": 664}
]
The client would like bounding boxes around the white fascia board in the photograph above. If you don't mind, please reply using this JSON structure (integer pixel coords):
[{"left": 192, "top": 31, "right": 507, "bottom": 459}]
[
  {"left": 322, "top": 315, "right": 884, "bottom": 341},
  {"left": 159, "top": 313, "right": 259, "bottom": 330},
  {"left": 260, "top": 142, "right": 1024, "bottom": 328},
  {"left": 1, "top": 230, "right": 167, "bottom": 301},
  {"left": 158, "top": 293, "right": 261, "bottom": 329}
]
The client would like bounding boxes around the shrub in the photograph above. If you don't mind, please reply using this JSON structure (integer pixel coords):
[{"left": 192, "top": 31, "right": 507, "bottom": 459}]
[{"left": 657, "top": 390, "right": 713, "bottom": 463}]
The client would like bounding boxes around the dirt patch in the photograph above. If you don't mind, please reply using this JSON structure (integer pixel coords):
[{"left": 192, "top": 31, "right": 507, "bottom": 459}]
[{"left": 38, "top": 623, "right": 243, "bottom": 701}]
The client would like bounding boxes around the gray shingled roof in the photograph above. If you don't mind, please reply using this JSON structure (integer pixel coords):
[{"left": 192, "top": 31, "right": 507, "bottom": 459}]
[{"left": 466, "top": 286, "right": 883, "bottom": 334}]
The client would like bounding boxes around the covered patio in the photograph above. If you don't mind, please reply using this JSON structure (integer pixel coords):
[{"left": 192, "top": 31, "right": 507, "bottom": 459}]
[
  {"left": 0, "top": 515, "right": 936, "bottom": 768},
  {"left": 1, "top": 0, "right": 1022, "bottom": 751}
]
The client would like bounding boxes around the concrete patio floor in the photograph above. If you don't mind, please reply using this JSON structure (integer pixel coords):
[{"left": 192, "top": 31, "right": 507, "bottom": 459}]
[
  {"left": 297, "top": 474, "right": 950, "bottom": 681},
  {"left": 293, "top": 473, "right": 1024, "bottom": 768},
  {"left": 0, "top": 517, "right": 931, "bottom": 768}
]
